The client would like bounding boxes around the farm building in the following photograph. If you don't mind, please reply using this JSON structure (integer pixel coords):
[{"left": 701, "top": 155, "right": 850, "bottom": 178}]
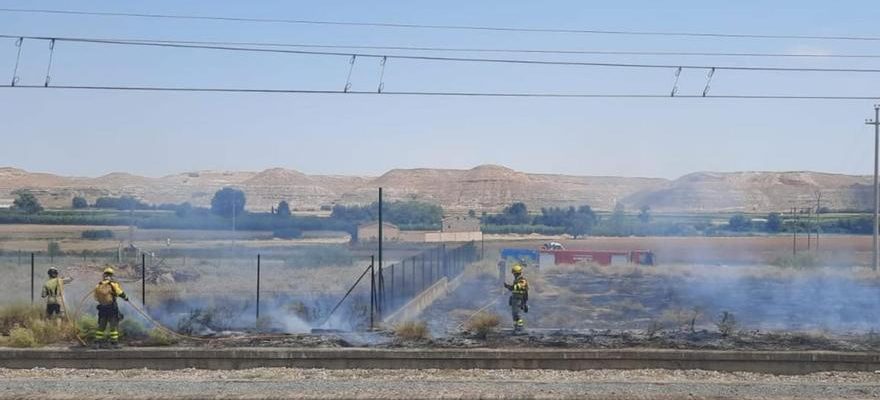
[
  {"left": 425, "top": 215, "right": 482, "bottom": 242},
  {"left": 356, "top": 222, "right": 401, "bottom": 242}
]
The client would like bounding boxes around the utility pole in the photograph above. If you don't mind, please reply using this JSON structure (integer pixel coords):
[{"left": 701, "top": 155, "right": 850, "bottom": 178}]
[
  {"left": 815, "top": 192, "right": 822, "bottom": 251},
  {"left": 791, "top": 207, "right": 798, "bottom": 256},
  {"left": 867, "top": 105, "right": 880, "bottom": 271}
]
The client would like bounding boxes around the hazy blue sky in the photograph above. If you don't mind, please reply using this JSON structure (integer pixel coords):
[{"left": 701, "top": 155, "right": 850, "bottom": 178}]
[{"left": 1, "top": 1, "right": 879, "bottom": 179}]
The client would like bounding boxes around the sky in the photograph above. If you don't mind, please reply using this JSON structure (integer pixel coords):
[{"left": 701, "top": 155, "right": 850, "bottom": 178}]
[{"left": 1, "top": 0, "right": 879, "bottom": 179}]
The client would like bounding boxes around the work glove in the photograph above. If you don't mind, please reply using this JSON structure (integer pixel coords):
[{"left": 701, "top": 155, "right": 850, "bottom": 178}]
[
  {"left": 523, "top": 304, "right": 529, "bottom": 313},
  {"left": 503, "top": 283, "right": 513, "bottom": 290}
]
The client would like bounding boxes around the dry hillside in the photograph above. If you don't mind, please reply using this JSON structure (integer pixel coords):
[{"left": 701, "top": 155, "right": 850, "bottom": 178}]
[{"left": 0, "top": 166, "right": 871, "bottom": 213}]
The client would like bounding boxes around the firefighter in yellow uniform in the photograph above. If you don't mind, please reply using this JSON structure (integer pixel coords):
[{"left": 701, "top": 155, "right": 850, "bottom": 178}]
[
  {"left": 41, "top": 267, "right": 73, "bottom": 319},
  {"left": 93, "top": 267, "right": 128, "bottom": 349},
  {"left": 503, "top": 263, "right": 529, "bottom": 333}
]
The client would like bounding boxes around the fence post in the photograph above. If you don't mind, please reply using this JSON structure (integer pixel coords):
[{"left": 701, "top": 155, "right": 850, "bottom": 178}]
[
  {"left": 390, "top": 264, "right": 395, "bottom": 309},
  {"left": 411, "top": 258, "right": 416, "bottom": 295},
  {"left": 401, "top": 259, "right": 406, "bottom": 298},
  {"left": 30, "top": 253, "right": 34, "bottom": 304},
  {"left": 256, "top": 254, "right": 261, "bottom": 322},
  {"left": 419, "top": 253, "right": 427, "bottom": 292},
  {"left": 370, "top": 255, "right": 375, "bottom": 330},
  {"left": 141, "top": 253, "right": 146, "bottom": 307}
]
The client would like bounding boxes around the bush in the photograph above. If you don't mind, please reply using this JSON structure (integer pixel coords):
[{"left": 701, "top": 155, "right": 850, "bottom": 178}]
[
  {"left": 9, "top": 327, "right": 37, "bottom": 348},
  {"left": 28, "top": 318, "right": 76, "bottom": 344},
  {"left": 72, "top": 196, "right": 89, "bottom": 209},
  {"left": 464, "top": 312, "right": 500, "bottom": 339},
  {"left": 82, "top": 229, "right": 114, "bottom": 240},
  {"left": 716, "top": 311, "right": 738, "bottom": 337},
  {"left": 94, "top": 196, "right": 152, "bottom": 210},
  {"left": 146, "top": 328, "right": 179, "bottom": 346},
  {"left": 394, "top": 321, "right": 430, "bottom": 341},
  {"left": 0, "top": 304, "right": 43, "bottom": 335},
  {"left": 120, "top": 319, "right": 148, "bottom": 340},
  {"left": 77, "top": 315, "right": 98, "bottom": 341}
]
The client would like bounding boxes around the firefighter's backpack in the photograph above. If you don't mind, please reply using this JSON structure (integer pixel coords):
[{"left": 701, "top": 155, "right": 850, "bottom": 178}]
[{"left": 95, "top": 281, "right": 115, "bottom": 305}]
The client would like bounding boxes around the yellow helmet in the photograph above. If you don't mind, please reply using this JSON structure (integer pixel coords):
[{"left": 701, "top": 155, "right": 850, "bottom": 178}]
[
  {"left": 103, "top": 267, "right": 115, "bottom": 275},
  {"left": 511, "top": 264, "right": 523, "bottom": 274}
]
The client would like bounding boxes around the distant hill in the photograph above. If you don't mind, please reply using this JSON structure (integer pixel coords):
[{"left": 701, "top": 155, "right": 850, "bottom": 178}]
[{"left": 0, "top": 166, "right": 871, "bottom": 213}]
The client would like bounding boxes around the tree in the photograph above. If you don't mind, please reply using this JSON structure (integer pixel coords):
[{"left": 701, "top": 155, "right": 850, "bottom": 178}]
[
  {"left": 47, "top": 241, "right": 61, "bottom": 262},
  {"left": 638, "top": 205, "right": 651, "bottom": 224},
  {"left": 484, "top": 202, "right": 531, "bottom": 225},
  {"left": 277, "top": 201, "right": 292, "bottom": 217},
  {"left": 610, "top": 203, "right": 627, "bottom": 235},
  {"left": 13, "top": 192, "right": 43, "bottom": 214},
  {"left": 174, "top": 202, "right": 193, "bottom": 218},
  {"left": 211, "top": 187, "right": 246, "bottom": 218},
  {"left": 566, "top": 206, "right": 598, "bottom": 238},
  {"left": 72, "top": 196, "right": 88, "bottom": 209},
  {"left": 728, "top": 214, "right": 751, "bottom": 232},
  {"left": 765, "top": 212, "right": 783, "bottom": 233}
]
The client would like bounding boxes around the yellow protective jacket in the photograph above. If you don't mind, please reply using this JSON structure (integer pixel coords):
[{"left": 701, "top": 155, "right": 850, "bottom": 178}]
[
  {"left": 94, "top": 279, "right": 127, "bottom": 305},
  {"left": 42, "top": 277, "right": 72, "bottom": 305},
  {"left": 508, "top": 276, "right": 529, "bottom": 301}
]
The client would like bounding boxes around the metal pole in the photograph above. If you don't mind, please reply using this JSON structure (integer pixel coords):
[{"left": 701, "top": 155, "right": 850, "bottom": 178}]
[
  {"left": 816, "top": 193, "right": 821, "bottom": 251},
  {"left": 141, "top": 253, "right": 146, "bottom": 307},
  {"left": 792, "top": 208, "right": 797, "bottom": 257},
  {"left": 870, "top": 105, "right": 880, "bottom": 271},
  {"left": 370, "top": 255, "right": 375, "bottom": 330},
  {"left": 378, "top": 187, "right": 383, "bottom": 274},
  {"left": 256, "top": 254, "right": 261, "bottom": 321},
  {"left": 401, "top": 259, "right": 406, "bottom": 297},
  {"left": 30, "top": 253, "right": 34, "bottom": 304}
]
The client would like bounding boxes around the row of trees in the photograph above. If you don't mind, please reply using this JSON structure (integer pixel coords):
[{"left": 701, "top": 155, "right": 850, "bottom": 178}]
[{"left": 329, "top": 201, "right": 443, "bottom": 228}]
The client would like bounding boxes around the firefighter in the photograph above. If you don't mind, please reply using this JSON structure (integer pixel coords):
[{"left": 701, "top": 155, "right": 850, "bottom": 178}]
[
  {"left": 503, "top": 263, "right": 529, "bottom": 333},
  {"left": 93, "top": 267, "right": 128, "bottom": 349},
  {"left": 41, "top": 267, "right": 73, "bottom": 319}
]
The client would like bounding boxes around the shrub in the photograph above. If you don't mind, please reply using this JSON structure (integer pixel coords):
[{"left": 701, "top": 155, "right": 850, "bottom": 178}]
[
  {"left": 464, "top": 312, "right": 500, "bottom": 339},
  {"left": 77, "top": 315, "right": 98, "bottom": 341},
  {"left": 146, "top": 328, "right": 179, "bottom": 346},
  {"left": 82, "top": 229, "right": 114, "bottom": 240},
  {"left": 716, "top": 311, "right": 738, "bottom": 337},
  {"left": 394, "top": 321, "right": 430, "bottom": 341},
  {"left": 9, "top": 327, "right": 37, "bottom": 348},
  {"left": 120, "top": 319, "right": 148, "bottom": 340},
  {"left": 0, "top": 304, "right": 43, "bottom": 335}
]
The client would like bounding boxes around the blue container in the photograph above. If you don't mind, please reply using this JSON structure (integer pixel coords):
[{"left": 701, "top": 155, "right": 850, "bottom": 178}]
[{"left": 500, "top": 248, "right": 539, "bottom": 263}]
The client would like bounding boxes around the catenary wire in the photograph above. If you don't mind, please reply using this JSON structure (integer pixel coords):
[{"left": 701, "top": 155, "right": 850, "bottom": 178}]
[
  {"left": 5, "top": 34, "right": 880, "bottom": 74},
  {"left": 3, "top": 85, "right": 879, "bottom": 100},
  {"left": 1, "top": 7, "right": 880, "bottom": 42},
  {"left": 3, "top": 34, "right": 880, "bottom": 59}
]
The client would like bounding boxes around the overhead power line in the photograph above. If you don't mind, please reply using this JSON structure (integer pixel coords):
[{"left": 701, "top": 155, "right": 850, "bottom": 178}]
[
  {"left": 2, "top": 85, "right": 878, "bottom": 101},
  {"left": 6, "top": 34, "right": 880, "bottom": 74},
  {"left": 1, "top": 7, "right": 879, "bottom": 42},
  {"left": 4, "top": 34, "right": 880, "bottom": 59}
]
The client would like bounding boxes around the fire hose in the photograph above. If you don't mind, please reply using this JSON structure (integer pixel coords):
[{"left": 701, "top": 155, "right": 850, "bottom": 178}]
[
  {"left": 455, "top": 291, "right": 506, "bottom": 332},
  {"left": 65, "top": 285, "right": 301, "bottom": 345}
]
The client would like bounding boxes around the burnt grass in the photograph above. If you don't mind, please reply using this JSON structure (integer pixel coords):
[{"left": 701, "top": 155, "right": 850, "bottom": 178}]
[{"left": 98, "top": 265, "right": 880, "bottom": 352}]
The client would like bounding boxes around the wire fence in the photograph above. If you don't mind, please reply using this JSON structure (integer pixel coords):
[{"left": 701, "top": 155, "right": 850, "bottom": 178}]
[{"left": 375, "top": 241, "right": 479, "bottom": 318}]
